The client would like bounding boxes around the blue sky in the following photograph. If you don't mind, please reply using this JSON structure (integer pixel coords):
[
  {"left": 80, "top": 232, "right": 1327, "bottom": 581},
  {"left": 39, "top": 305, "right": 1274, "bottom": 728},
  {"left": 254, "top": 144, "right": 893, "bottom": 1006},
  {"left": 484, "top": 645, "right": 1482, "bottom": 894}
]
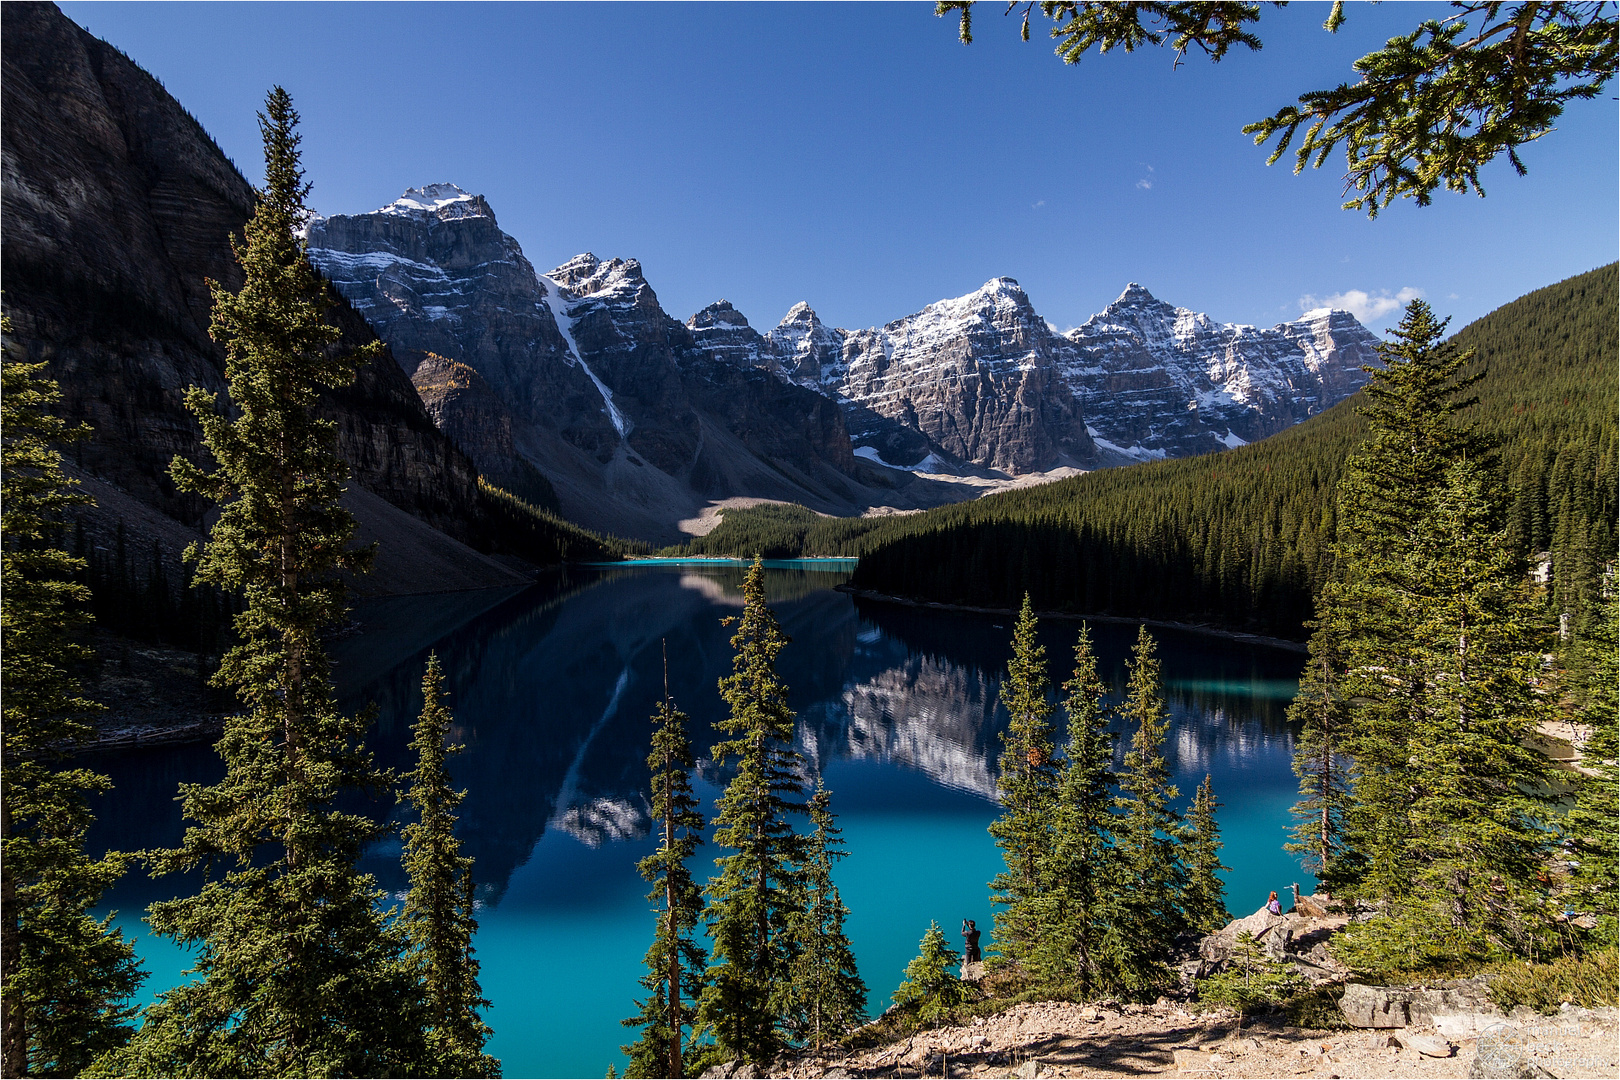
[{"left": 61, "top": 1, "right": 1617, "bottom": 335}]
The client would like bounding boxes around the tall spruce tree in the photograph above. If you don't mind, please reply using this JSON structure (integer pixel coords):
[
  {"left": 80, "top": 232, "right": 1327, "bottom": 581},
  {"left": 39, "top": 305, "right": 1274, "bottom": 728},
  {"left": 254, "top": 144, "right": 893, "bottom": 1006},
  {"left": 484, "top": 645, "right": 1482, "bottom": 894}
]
[
  {"left": 1564, "top": 587, "right": 1617, "bottom": 942},
  {"left": 1180, "top": 775, "right": 1231, "bottom": 934},
  {"left": 96, "top": 89, "right": 431, "bottom": 1077},
  {"left": 1029, "top": 624, "right": 1115, "bottom": 994},
  {"left": 1, "top": 319, "right": 143, "bottom": 1077},
  {"left": 401, "top": 655, "right": 497, "bottom": 1078},
  {"left": 1335, "top": 459, "right": 1555, "bottom": 973},
  {"left": 986, "top": 595, "right": 1059, "bottom": 971},
  {"left": 623, "top": 655, "right": 707, "bottom": 1079},
  {"left": 1285, "top": 623, "right": 1354, "bottom": 888},
  {"left": 1308, "top": 298, "right": 1561, "bottom": 975},
  {"left": 698, "top": 556, "right": 805, "bottom": 1065},
  {"left": 1101, "top": 625, "right": 1185, "bottom": 997},
  {"left": 1324, "top": 299, "right": 1493, "bottom": 899},
  {"left": 783, "top": 783, "right": 866, "bottom": 1053}
]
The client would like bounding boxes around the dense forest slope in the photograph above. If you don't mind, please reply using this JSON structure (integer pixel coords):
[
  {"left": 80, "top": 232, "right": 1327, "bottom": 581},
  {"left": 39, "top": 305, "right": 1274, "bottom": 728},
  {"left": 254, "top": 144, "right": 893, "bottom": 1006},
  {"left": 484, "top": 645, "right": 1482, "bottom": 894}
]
[{"left": 687, "top": 266, "right": 1617, "bottom": 640}]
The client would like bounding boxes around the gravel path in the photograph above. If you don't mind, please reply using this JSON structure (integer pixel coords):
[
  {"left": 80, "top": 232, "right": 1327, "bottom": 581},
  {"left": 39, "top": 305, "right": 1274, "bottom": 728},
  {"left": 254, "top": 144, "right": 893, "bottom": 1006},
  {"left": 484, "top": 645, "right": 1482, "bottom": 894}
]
[{"left": 751, "top": 1001, "right": 1618, "bottom": 1079}]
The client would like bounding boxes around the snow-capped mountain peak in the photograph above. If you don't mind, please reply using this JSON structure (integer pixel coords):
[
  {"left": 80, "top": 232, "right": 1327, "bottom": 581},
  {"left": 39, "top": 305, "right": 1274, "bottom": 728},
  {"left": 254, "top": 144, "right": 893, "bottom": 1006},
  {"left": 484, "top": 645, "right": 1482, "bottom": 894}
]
[
  {"left": 379, "top": 182, "right": 485, "bottom": 218},
  {"left": 1114, "top": 281, "right": 1159, "bottom": 305}
]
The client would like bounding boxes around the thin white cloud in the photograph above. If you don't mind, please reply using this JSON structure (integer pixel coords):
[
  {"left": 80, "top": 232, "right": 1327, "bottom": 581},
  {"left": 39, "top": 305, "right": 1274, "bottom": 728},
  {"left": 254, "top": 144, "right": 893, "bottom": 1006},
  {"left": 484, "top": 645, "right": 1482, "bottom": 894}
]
[
  {"left": 1136, "top": 164, "right": 1154, "bottom": 190},
  {"left": 1032, "top": 199, "right": 1046, "bottom": 209},
  {"left": 1298, "top": 286, "right": 1424, "bottom": 325}
]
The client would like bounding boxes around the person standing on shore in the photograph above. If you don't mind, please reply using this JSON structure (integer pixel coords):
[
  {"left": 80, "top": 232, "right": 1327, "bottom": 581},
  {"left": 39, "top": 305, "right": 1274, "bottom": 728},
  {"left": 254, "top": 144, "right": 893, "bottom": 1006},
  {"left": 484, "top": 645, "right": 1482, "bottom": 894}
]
[{"left": 961, "top": 919, "right": 982, "bottom": 964}]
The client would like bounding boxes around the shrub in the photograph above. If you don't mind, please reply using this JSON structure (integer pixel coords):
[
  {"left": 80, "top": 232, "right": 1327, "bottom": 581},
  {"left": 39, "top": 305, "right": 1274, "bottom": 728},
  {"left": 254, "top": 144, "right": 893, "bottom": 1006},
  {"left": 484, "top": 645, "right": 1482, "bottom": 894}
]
[
  {"left": 1196, "top": 932, "right": 1304, "bottom": 1015},
  {"left": 1488, "top": 950, "right": 1620, "bottom": 1014},
  {"left": 893, "top": 922, "right": 972, "bottom": 1023}
]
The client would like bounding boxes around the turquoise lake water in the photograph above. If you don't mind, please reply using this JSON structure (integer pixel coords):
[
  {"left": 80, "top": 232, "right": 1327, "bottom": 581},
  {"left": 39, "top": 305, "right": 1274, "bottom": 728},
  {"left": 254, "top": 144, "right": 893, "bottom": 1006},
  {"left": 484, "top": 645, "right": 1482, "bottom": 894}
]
[{"left": 88, "top": 561, "right": 1313, "bottom": 1078}]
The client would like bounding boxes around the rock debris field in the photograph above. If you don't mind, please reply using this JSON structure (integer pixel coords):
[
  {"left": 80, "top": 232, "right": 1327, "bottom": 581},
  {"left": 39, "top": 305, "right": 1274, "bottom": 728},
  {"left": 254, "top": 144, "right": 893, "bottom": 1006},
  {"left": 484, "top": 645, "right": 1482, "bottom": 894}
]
[{"left": 710, "top": 999, "right": 1617, "bottom": 1079}]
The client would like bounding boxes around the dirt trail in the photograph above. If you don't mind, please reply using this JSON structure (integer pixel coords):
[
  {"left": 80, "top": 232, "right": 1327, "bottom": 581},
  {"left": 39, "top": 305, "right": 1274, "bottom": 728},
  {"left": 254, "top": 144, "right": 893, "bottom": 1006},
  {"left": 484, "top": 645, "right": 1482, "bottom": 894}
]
[{"left": 750, "top": 1000, "right": 1617, "bottom": 1079}]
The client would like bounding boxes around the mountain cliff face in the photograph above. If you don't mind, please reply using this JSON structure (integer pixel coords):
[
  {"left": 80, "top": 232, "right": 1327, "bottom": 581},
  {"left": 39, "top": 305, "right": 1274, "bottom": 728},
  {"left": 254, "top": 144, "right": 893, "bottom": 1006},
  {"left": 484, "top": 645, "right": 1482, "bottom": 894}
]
[
  {"left": 822, "top": 278, "right": 1097, "bottom": 473},
  {"left": 1, "top": 2, "right": 531, "bottom": 595},
  {"left": 308, "top": 189, "right": 950, "bottom": 541},
  {"left": 687, "top": 280, "right": 1377, "bottom": 475},
  {"left": 1059, "top": 284, "right": 1382, "bottom": 459},
  {"left": 306, "top": 176, "right": 1380, "bottom": 523}
]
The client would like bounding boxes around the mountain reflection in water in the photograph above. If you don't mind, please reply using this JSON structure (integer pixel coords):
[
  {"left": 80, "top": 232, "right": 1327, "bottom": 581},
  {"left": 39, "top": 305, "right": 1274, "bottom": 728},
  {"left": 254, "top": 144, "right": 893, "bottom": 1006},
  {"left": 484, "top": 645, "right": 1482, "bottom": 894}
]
[
  {"left": 87, "top": 561, "right": 1309, "bottom": 1077},
  {"left": 90, "top": 562, "right": 1306, "bottom": 904}
]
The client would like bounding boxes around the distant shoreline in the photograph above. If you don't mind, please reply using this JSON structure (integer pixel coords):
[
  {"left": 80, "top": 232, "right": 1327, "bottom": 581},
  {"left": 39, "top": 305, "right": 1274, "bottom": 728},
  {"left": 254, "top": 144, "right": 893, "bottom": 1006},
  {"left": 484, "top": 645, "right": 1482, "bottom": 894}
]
[
  {"left": 593, "top": 556, "right": 859, "bottom": 566},
  {"left": 835, "top": 585, "right": 1311, "bottom": 654}
]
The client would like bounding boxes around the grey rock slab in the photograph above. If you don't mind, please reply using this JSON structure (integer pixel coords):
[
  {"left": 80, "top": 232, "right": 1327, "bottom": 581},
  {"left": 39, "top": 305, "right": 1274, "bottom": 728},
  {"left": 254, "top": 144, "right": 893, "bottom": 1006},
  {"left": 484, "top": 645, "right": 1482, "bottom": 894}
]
[
  {"left": 1469, "top": 1024, "right": 1557, "bottom": 1079},
  {"left": 1340, "top": 983, "right": 1413, "bottom": 1028},
  {"left": 1402, "top": 1034, "right": 1457, "bottom": 1058}
]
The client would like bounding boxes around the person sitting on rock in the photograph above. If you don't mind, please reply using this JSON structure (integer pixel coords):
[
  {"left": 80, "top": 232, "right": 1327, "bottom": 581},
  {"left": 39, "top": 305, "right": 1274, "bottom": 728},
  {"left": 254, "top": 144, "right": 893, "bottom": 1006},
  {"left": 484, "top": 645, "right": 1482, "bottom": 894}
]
[
  {"left": 962, "top": 919, "right": 982, "bottom": 964},
  {"left": 1266, "top": 890, "right": 1282, "bottom": 916}
]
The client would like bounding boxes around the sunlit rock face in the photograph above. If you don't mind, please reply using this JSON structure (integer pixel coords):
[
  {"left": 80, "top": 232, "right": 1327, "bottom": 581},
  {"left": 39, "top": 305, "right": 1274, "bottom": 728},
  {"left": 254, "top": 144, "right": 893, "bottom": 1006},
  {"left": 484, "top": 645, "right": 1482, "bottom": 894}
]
[
  {"left": 1057, "top": 284, "right": 1382, "bottom": 461},
  {"left": 307, "top": 188, "right": 623, "bottom": 465},
  {"left": 765, "top": 302, "right": 846, "bottom": 390},
  {"left": 828, "top": 279, "right": 1098, "bottom": 473},
  {"left": 694, "top": 281, "right": 1377, "bottom": 477}
]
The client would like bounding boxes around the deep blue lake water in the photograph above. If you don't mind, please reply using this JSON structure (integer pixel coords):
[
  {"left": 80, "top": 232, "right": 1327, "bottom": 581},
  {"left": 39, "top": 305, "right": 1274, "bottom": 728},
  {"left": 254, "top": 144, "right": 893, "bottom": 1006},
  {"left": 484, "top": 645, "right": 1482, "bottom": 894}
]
[{"left": 88, "top": 561, "right": 1312, "bottom": 1078}]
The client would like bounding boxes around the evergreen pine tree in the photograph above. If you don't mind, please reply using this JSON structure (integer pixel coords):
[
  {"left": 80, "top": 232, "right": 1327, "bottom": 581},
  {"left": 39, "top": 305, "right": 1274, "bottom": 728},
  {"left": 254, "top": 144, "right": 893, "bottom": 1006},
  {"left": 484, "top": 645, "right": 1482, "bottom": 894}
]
[
  {"left": 1564, "top": 588, "right": 1618, "bottom": 942},
  {"left": 1326, "top": 299, "right": 1493, "bottom": 899},
  {"left": 986, "top": 595, "right": 1059, "bottom": 971},
  {"left": 782, "top": 783, "right": 866, "bottom": 1053},
  {"left": 892, "top": 923, "right": 969, "bottom": 1024},
  {"left": 698, "top": 556, "right": 805, "bottom": 1065},
  {"left": 1180, "top": 775, "right": 1231, "bottom": 934},
  {"left": 96, "top": 89, "right": 431, "bottom": 1077},
  {"left": 1028, "top": 624, "right": 1115, "bottom": 994},
  {"left": 1100, "top": 625, "right": 1185, "bottom": 997},
  {"left": 1335, "top": 460, "right": 1556, "bottom": 973},
  {"left": 623, "top": 653, "right": 708, "bottom": 1079},
  {"left": 1, "top": 317, "right": 143, "bottom": 1076},
  {"left": 1284, "top": 623, "right": 1354, "bottom": 888},
  {"left": 1302, "top": 299, "right": 1561, "bottom": 974},
  {"left": 401, "top": 655, "right": 497, "bottom": 1078}
]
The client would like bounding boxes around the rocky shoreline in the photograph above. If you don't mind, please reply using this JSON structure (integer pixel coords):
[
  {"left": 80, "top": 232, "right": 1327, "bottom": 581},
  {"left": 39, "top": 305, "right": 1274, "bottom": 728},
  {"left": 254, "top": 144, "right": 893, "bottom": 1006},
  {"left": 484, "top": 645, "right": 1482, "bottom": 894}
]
[{"left": 701, "top": 900, "right": 1617, "bottom": 1079}]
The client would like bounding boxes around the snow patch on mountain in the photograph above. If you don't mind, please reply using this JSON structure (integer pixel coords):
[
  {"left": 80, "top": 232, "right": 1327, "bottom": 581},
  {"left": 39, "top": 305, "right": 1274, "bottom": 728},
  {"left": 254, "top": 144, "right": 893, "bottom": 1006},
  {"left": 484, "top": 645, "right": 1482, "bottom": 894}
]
[
  {"left": 853, "top": 446, "right": 947, "bottom": 473},
  {"left": 381, "top": 182, "right": 481, "bottom": 216},
  {"left": 540, "top": 274, "right": 628, "bottom": 438}
]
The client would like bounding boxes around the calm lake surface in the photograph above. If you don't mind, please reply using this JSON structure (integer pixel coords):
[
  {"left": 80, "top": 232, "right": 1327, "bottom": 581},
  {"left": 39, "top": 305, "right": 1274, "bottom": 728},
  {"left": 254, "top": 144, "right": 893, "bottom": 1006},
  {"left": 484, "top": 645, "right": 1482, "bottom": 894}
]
[{"left": 89, "top": 561, "right": 1313, "bottom": 1078}]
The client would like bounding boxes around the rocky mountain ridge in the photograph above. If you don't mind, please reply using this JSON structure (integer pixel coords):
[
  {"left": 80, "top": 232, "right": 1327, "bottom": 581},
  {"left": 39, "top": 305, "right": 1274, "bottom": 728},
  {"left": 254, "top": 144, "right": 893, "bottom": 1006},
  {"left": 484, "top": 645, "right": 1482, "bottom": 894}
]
[
  {"left": 310, "top": 184, "right": 1380, "bottom": 535},
  {"left": 307, "top": 190, "right": 973, "bottom": 541},
  {"left": 306, "top": 184, "right": 1380, "bottom": 511},
  {"left": 1060, "top": 283, "right": 1383, "bottom": 460}
]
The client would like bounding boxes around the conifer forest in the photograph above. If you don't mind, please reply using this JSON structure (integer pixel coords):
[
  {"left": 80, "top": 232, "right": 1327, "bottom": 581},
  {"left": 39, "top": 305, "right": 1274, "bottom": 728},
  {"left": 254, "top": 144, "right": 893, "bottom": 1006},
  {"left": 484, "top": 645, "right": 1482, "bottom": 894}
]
[{"left": 2, "top": 3, "right": 1616, "bottom": 1078}]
